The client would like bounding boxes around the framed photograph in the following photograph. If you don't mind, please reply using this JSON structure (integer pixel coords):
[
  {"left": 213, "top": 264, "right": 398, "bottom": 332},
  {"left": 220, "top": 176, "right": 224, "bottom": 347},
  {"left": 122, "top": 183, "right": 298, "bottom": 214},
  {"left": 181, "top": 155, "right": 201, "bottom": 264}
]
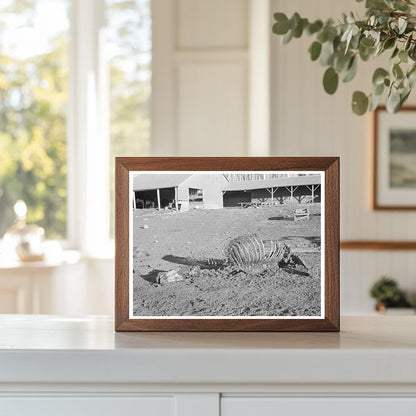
[
  {"left": 115, "top": 157, "right": 339, "bottom": 331},
  {"left": 374, "top": 106, "right": 416, "bottom": 209}
]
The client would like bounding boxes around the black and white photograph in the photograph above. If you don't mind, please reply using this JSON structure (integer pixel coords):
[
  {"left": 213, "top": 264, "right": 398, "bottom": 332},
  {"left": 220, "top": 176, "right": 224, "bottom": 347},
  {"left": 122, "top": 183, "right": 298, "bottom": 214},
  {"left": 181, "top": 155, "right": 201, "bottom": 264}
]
[{"left": 129, "top": 171, "right": 324, "bottom": 318}]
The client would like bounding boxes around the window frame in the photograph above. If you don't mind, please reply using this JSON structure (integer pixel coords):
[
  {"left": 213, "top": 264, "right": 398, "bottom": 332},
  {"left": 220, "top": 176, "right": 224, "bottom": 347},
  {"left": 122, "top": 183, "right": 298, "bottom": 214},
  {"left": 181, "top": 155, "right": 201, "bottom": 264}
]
[{"left": 67, "top": 0, "right": 111, "bottom": 257}]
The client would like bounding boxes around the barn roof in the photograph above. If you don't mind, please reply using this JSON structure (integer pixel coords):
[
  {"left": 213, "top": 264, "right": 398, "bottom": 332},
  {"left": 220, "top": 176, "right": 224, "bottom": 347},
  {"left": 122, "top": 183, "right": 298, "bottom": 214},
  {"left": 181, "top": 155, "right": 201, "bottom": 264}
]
[
  {"left": 222, "top": 174, "right": 321, "bottom": 191},
  {"left": 133, "top": 173, "right": 192, "bottom": 191},
  {"left": 132, "top": 173, "right": 322, "bottom": 192}
]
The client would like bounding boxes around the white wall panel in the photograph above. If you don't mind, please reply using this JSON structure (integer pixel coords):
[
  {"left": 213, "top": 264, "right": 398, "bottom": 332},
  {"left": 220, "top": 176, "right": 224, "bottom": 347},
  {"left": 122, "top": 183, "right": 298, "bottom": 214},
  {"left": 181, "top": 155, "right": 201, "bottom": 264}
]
[
  {"left": 271, "top": 0, "right": 416, "bottom": 313},
  {"left": 178, "top": 0, "right": 248, "bottom": 49},
  {"left": 177, "top": 61, "right": 247, "bottom": 156},
  {"left": 152, "top": 0, "right": 249, "bottom": 156},
  {"left": 341, "top": 251, "right": 416, "bottom": 314}
]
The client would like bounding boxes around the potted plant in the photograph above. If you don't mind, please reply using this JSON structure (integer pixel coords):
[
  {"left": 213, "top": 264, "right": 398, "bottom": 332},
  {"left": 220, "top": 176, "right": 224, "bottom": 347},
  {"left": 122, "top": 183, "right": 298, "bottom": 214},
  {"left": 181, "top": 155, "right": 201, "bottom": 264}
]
[{"left": 369, "top": 276, "right": 414, "bottom": 313}]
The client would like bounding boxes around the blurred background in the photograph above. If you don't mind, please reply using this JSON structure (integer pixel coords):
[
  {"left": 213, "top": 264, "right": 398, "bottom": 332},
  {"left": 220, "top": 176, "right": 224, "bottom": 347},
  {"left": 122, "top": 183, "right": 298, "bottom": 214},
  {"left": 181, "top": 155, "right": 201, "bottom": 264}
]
[{"left": 0, "top": 0, "right": 415, "bottom": 316}]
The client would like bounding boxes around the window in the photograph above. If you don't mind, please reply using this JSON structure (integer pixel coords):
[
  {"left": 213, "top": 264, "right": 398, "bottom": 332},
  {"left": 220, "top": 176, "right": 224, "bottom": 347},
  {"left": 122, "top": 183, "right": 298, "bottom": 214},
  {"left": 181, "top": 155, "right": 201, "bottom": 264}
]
[
  {"left": 106, "top": 0, "right": 151, "bottom": 237},
  {"left": 0, "top": 0, "right": 151, "bottom": 252},
  {"left": 189, "top": 188, "right": 203, "bottom": 206},
  {"left": 0, "top": 0, "right": 70, "bottom": 239}
]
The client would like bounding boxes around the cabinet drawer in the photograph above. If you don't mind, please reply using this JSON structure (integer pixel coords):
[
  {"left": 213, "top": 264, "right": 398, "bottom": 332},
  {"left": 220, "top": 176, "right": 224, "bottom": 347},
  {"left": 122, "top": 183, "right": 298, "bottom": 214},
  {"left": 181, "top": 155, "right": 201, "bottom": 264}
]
[
  {"left": 0, "top": 396, "right": 174, "bottom": 416},
  {"left": 222, "top": 397, "right": 416, "bottom": 416}
]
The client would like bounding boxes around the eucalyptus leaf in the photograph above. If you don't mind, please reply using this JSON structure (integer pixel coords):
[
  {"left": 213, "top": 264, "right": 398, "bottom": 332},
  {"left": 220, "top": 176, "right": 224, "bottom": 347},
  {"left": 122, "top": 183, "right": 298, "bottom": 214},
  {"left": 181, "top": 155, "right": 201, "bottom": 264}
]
[
  {"left": 408, "top": 70, "right": 416, "bottom": 88},
  {"left": 345, "top": 25, "right": 359, "bottom": 52},
  {"left": 323, "top": 67, "right": 339, "bottom": 94},
  {"left": 359, "top": 44, "right": 375, "bottom": 61},
  {"left": 342, "top": 56, "right": 358, "bottom": 82},
  {"left": 307, "top": 20, "right": 323, "bottom": 35},
  {"left": 352, "top": 91, "right": 369, "bottom": 115},
  {"left": 393, "top": 63, "right": 404, "bottom": 79},
  {"left": 372, "top": 67, "right": 389, "bottom": 85},
  {"left": 366, "top": 0, "right": 388, "bottom": 11},
  {"left": 341, "top": 26, "right": 352, "bottom": 43},
  {"left": 386, "top": 87, "right": 401, "bottom": 112},
  {"left": 409, "top": 45, "right": 416, "bottom": 60},
  {"left": 282, "top": 29, "right": 294, "bottom": 44},
  {"left": 391, "top": 47, "right": 399, "bottom": 59},
  {"left": 398, "top": 17, "right": 407, "bottom": 34},
  {"left": 401, "top": 87, "right": 411, "bottom": 106},
  {"left": 405, "top": 34, "right": 413, "bottom": 50},
  {"left": 347, "top": 13, "right": 355, "bottom": 24},
  {"left": 320, "top": 40, "right": 335, "bottom": 66},
  {"left": 334, "top": 51, "right": 353, "bottom": 72},
  {"left": 309, "top": 41, "right": 322, "bottom": 61},
  {"left": 273, "top": 13, "right": 290, "bottom": 34},
  {"left": 383, "top": 37, "right": 396, "bottom": 50},
  {"left": 349, "top": 32, "right": 361, "bottom": 49},
  {"left": 293, "top": 18, "right": 309, "bottom": 38},
  {"left": 399, "top": 49, "right": 408, "bottom": 63},
  {"left": 408, "top": 63, "right": 416, "bottom": 78},
  {"left": 360, "top": 37, "right": 375, "bottom": 48},
  {"left": 290, "top": 12, "right": 301, "bottom": 30},
  {"left": 316, "top": 30, "right": 326, "bottom": 43},
  {"left": 369, "top": 30, "right": 380, "bottom": 44},
  {"left": 373, "top": 82, "right": 385, "bottom": 95},
  {"left": 393, "top": 0, "right": 410, "bottom": 11},
  {"left": 369, "top": 92, "right": 383, "bottom": 111}
]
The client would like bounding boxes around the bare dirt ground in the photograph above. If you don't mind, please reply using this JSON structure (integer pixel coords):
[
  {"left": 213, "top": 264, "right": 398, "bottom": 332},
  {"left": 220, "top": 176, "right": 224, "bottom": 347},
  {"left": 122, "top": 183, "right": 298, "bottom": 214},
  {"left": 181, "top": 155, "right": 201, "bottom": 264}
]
[{"left": 132, "top": 203, "right": 322, "bottom": 317}]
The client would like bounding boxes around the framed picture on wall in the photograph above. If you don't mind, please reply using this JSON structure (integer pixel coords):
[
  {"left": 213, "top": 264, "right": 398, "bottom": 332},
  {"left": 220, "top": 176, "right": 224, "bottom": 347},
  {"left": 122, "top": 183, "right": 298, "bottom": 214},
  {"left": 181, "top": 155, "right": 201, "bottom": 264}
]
[
  {"left": 374, "top": 106, "right": 416, "bottom": 209},
  {"left": 115, "top": 157, "right": 339, "bottom": 332}
]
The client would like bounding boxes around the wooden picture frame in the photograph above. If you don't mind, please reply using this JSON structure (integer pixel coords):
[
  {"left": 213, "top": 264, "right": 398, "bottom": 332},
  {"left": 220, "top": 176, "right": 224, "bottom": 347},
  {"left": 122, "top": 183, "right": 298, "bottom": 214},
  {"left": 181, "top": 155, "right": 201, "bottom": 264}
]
[
  {"left": 115, "top": 157, "right": 339, "bottom": 332},
  {"left": 373, "top": 106, "right": 416, "bottom": 210}
]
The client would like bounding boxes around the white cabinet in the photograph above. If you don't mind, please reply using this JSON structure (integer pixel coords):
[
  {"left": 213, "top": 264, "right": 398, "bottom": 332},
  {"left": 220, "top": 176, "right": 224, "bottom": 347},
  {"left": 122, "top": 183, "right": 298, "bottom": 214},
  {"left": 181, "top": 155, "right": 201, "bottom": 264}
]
[
  {"left": 0, "top": 267, "right": 56, "bottom": 314},
  {"left": 222, "top": 398, "right": 416, "bottom": 416},
  {"left": 1, "top": 316, "right": 416, "bottom": 416},
  {"left": 0, "top": 255, "right": 114, "bottom": 315},
  {"left": 0, "top": 252, "right": 83, "bottom": 314},
  {"left": 1, "top": 397, "right": 174, "bottom": 416}
]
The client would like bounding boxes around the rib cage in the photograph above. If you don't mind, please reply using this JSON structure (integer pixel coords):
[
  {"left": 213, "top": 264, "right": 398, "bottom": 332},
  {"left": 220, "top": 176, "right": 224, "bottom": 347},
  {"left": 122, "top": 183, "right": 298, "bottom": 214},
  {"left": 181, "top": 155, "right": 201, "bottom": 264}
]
[{"left": 224, "top": 234, "right": 290, "bottom": 272}]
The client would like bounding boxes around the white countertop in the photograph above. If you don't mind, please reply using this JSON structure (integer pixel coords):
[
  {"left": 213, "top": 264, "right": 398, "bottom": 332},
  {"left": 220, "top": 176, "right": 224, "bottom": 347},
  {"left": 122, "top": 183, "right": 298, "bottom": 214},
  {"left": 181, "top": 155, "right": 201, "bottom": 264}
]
[{"left": 0, "top": 315, "right": 415, "bottom": 386}]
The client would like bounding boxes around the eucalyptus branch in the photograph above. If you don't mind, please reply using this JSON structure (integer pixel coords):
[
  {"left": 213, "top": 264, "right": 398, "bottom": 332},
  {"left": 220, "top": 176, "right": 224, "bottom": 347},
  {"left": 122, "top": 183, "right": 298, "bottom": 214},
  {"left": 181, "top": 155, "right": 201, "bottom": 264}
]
[{"left": 272, "top": 0, "right": 416, "bottom": 115}]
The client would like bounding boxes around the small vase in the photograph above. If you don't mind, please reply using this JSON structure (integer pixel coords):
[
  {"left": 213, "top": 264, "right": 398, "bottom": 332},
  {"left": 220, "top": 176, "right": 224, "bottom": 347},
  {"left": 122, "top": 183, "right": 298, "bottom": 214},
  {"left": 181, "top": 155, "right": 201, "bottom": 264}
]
[{"left": 3, "top": 200, "right": 45, "bottom": 262}]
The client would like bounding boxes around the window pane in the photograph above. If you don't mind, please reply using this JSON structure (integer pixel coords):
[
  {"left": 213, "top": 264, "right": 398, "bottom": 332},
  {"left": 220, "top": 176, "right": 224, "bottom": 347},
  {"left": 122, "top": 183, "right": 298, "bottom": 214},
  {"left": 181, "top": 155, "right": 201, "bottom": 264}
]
[
  {"left": 106, "top": 0, "right": 151, "bottom": 237},
  {"left": 0, "top": 0, "right": 70, "bottom": 239}
]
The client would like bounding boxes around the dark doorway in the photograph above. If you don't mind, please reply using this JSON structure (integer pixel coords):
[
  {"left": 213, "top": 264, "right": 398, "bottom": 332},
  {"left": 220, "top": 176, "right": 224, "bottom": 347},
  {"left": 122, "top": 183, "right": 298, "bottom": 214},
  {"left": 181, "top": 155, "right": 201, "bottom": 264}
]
[
  {"left": 135, "top": 187, "right": 176, "bottom": 209},
  {"left": 135, "top": 190, "right": 157, "bottom": 209},
  {"left": 223, "top": 190, "right": 252, "bottom": 207}
]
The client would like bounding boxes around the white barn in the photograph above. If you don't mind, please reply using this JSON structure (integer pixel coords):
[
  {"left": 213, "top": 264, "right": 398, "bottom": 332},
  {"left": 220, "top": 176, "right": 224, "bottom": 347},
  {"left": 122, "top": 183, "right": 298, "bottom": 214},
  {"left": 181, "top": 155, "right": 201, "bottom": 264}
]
[{"left": 132, "top": 173, "right": 321, "bottom": 211}]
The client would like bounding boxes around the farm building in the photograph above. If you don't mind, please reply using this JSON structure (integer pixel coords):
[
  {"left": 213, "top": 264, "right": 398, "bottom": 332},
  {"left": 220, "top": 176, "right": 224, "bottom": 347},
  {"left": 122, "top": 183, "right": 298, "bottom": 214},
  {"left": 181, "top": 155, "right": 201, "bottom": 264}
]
[
  {"left": 132, "top": 173, "right": 225, "bottom": 211},
  {"left": 222, "top": 174, "right": 321, "bottom": 207},
  {"left": 132, "top": 173, "right": 321, "bottom": 211}
]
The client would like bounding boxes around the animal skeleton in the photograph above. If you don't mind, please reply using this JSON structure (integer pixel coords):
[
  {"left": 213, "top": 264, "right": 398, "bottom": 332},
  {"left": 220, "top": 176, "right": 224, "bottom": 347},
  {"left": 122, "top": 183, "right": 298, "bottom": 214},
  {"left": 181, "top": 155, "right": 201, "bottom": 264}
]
[{"left": 223, "top": 234, "right": 293, "bottom": 272}]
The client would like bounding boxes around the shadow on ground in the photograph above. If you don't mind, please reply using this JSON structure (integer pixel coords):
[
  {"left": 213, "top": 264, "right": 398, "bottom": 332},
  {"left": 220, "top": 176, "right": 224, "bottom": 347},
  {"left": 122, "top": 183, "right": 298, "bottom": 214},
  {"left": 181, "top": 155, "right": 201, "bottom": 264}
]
[{"left": 162, "top": 254, "right": 224, "bottom": 269}]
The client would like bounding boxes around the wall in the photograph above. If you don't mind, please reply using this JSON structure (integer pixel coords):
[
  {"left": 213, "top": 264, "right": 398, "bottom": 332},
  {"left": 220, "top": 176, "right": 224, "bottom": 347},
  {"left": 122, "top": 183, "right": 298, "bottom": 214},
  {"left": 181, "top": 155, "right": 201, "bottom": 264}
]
[
  {"left": 183, "top": 174, "right": 225, "bottom": 209},
  {"left": 152, "top": 0, "right": 270, "bottom": 157},
  {"left": 23, "top": 0, "right": 415, "bottom": 316},
  {"left": 153, "top": 0, "right": 416, "bottom": 314},
  {"left": 271, "top": 0, "right": 416, "bottom": 313}
]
